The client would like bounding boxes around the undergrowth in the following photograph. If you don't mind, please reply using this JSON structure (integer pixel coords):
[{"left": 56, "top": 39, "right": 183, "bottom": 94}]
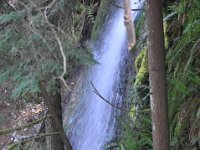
[
  {"left": 166, "top": 0, "right": 200, "bottom": 148},
  {"left": 119, "top": 0, "right": 200, "bottom": 149}
]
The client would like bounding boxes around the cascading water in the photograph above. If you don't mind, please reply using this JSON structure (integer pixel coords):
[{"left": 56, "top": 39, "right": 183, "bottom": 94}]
[{"left": 66, "top": 1, "right": 144, "bottom": 149}]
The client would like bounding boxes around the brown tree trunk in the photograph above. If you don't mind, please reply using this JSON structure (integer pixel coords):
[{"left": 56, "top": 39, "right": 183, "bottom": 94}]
[
  {"left": 41, "top": 81, "right": 72, "bottom": 150},
  {"left": 147, "top": 0, "right": 170, "bottom": 150},
  {"left": 45, "top": 91, "right": 64, "bottom": 150}
]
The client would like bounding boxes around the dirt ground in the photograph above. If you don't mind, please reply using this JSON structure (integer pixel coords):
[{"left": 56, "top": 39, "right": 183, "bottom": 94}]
[{"left": 0, "top": 83, "right": 44, "bottom": 149}]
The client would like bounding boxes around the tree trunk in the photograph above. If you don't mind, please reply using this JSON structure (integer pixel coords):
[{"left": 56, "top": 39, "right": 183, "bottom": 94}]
[
  {"left": 123, "top": 0, "right": 136, "bottom": 50},
  {"left": 147, "top": 0, "right": 170, "bottom": 150},
  {"left": 45, "top": 90, "right": 64, "bottom": 150}
]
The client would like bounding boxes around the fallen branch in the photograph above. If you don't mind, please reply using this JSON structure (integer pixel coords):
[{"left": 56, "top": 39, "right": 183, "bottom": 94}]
[
  {"left": 0, "top": 115, "right": 50, "bottom": 136},
  {"left": 123, "top": 0, "right": 136, "bottom": 50},
  {"left": 8, "top": 132, "right": 59, "bottom": 150},
  {"left": 91, "top": 82, "right": 150, "bottom": 113}
]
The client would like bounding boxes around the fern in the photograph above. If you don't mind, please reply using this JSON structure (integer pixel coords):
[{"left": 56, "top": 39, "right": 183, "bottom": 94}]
[
  {"left": 0, "top": 11, "right": 25, "bottom": 24},
  {"left": 161, "top": 1, "right": 200, "bottom": 149},
  {"left": 0, "top": 1, "right": 97, "bottom": 101},
  {"left": 11, "top": 78, "right": 39, "bottom": 98}
]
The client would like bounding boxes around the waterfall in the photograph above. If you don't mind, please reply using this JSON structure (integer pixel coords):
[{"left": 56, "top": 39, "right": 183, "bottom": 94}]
[{"left": 65, "top": 1, "right": 144, "bottom": 149}]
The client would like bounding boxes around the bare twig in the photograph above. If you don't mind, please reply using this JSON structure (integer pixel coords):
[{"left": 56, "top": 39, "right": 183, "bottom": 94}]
[
  {"left": 123, "top": 0, "right": 136, "bottom": 50},
  {"left": 91, "top": 82, "right": 150, "bottom": 113},
  {"left": 44, "top": 2, "right": 71, "bottom": 91},
  {"left": 45, "top": 0, "right": 57, "bottom": 12},
  {"left": 91, "top": 82, "right": 128, "bottom": 112},
  {"left": 4, "top": 0, "right": 18, "bottom": 10},
  {"left": 0, "top": 115, "right": 50, "bottom": 136}
]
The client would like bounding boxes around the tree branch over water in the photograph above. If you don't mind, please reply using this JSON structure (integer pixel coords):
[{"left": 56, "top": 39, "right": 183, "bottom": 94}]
[{"left": 91, "top": 82, "right": 150, "bottom": 113}]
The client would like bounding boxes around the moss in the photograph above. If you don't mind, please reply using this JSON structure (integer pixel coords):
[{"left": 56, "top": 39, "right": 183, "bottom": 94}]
[
  {"left": 164, "top": 21, "right": 169, "bottom": 49},
  {"left": 174, "top": 121, "right": 181, "bottom": 137},
  {"left": 134, "top": 48, "right": 148, "bottom": 86},
  {"left": 134, "top": 49, "right": 145, "bottom": 73},
  {"left": 129, "top": 105, "right": 136, "bottom": 119}
]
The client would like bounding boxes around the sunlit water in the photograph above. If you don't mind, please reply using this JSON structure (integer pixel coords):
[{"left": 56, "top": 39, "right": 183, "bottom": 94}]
[{"left": 68, "top": 1, "right": 144, "bottom": 149}]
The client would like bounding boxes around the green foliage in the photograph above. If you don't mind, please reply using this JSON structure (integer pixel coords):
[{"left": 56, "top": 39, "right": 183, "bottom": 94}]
[
  {"left": 120, "top": 0, "right": 200, "bottom": 149},
  {"left": 117, "top": 13, "right": 151, "bottom": 149},
  {"left": 0, "top": 115, "right": 7, "bottom": 126},
  {"left": 165, "top": 0, "right": 200, "bottom": 148},
  {"left": 119, "top": 113, "right": 152, "bottom": 150},
  {"left": 134, "top": 49, "right": 145, "bottom": 73},
  {"left": 0, "top": 11, "right": 25, "bottom": 24},
  {"left": 164, "top": 21, "right": 169, "bottom": 49},
  {"left": 0, "top": 1, "right": 96, "bottom": 100},
  {"left": 11, "top": 77, "right": 40, "bottom": 98},
  {"left": 167, "top": 0, "right": 200, "bottom": 123},
  {"left": 129, "top": 105, "right": 136, "bottom": 119},
  {"left": 134, "top": 48, "right": 148, "bottom": 86}
]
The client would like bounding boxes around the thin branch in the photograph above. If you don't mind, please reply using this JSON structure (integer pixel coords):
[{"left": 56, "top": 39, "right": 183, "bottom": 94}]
[
  {"left": 4, "top": 0, "right": 17, "bottom": 11},
  {"left": 24, "top": 132, "right": 59, "bottom": 141},
  {"left": 8, "top": 132, "right": 59, "bottom": 150},
  {"left": 0, "top": 115, "right": 50, "bottom": 136},
  {"left": 44, "top": 3, "right": 71, "bottom": 91},
  {"left": 45, "top": 0, "right": 57, "bottom": 12},
  {"left": 91, "top": 82, "right": 150, "bottom": 113}
]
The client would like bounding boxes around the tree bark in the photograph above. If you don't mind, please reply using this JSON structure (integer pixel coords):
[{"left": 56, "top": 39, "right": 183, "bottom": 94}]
[
  {"left": 123, "top": 0, "right": 136, "bottom": 50},
  {"left": 41, "top": 81, "right": 72, "bottom": 150},
  {"left": 45, "top": 91, "right": 64, "bottom": 150},
  {"left": 147, "top": 0, "right": 170, "bottom": 150}
]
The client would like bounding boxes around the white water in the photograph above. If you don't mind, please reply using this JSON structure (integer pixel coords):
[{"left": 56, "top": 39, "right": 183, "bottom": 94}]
[{"left": 68, "top": 1, "right": 144, "bottom": 149}]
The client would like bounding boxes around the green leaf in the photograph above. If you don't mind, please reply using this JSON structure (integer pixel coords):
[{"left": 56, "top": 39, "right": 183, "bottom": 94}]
[
  {"left": 11, "top": 77, "right": 40, "bottom": 98},
  {"left": 12, "top": 79, "right": 30, "bottom": 98}
]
